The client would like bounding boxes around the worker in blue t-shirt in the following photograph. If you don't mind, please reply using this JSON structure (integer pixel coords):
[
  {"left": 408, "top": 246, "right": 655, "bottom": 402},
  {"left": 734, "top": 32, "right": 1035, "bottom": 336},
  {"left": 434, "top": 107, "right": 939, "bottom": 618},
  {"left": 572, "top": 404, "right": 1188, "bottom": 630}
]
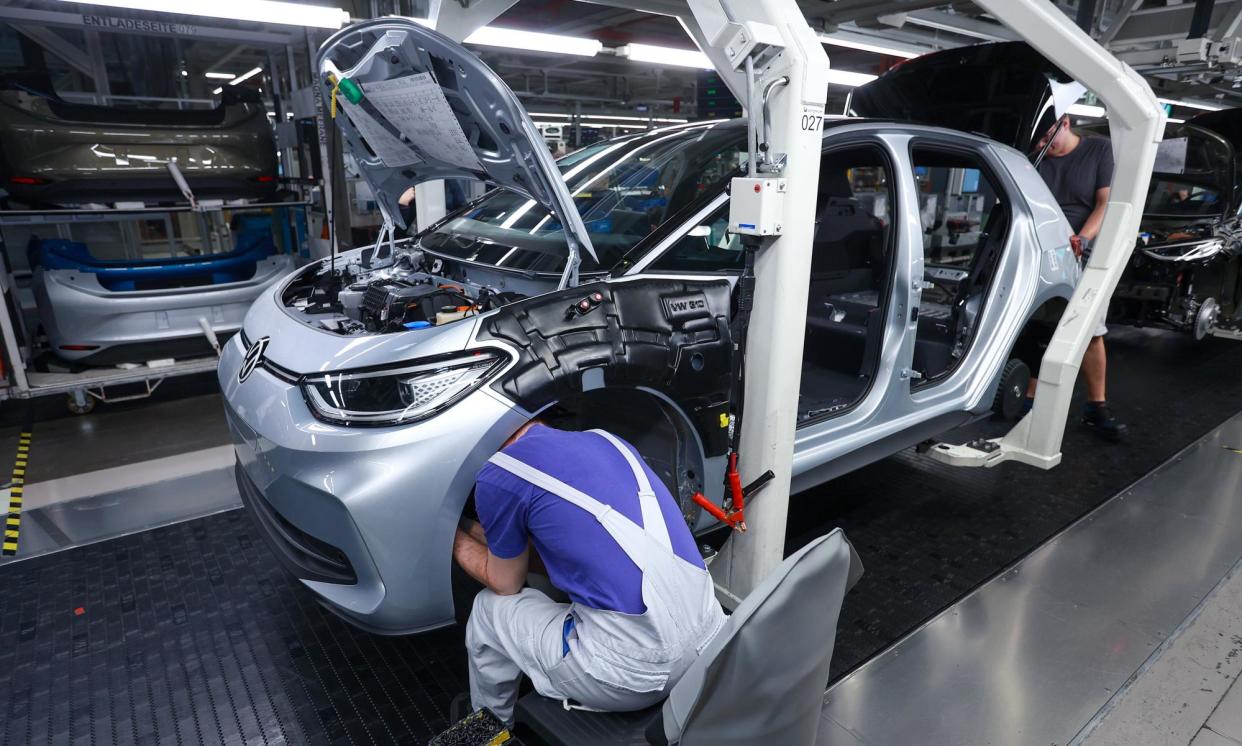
[{"left": 452, "top": 422, "right": 726, "bottom": 724}]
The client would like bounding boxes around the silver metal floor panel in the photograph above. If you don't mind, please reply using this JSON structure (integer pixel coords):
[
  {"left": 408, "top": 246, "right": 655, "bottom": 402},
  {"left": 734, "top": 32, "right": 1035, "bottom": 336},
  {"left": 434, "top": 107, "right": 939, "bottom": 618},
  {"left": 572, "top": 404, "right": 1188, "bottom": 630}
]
[
  {"left": 820, "top": 411, "right": 1242, "bottom": 746},
  {"left": 0, "top": 466, "right": 240, "bottom": 564}
]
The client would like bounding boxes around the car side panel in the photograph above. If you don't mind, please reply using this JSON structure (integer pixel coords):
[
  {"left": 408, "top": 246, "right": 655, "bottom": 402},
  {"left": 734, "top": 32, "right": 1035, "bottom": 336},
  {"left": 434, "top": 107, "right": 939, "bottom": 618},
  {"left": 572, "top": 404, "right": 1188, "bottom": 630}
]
[{"left": 790, "top": 131, "right": 1077, "bottom": 488}]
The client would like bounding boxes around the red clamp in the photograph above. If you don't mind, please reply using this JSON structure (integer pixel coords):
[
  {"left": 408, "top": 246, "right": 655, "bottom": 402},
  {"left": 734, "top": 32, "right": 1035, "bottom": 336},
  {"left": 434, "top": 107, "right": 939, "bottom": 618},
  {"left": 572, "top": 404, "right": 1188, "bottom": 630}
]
[{"left": 691, "top": 453, "right": 774, "bottom": 533}]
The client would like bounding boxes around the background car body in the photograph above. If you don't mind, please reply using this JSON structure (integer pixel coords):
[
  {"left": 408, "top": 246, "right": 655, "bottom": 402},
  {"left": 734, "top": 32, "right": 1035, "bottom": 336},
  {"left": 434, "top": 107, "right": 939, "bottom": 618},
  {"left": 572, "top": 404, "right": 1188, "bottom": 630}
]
[
  {"left": 0, "top": 81, "right": 278, "bottom": 206},
  {"left": 34, "top": 215, "right": 295, "bottom": 364},
  {"left": 1085, "top": 111, "right": 1242, "bottom": 338}
]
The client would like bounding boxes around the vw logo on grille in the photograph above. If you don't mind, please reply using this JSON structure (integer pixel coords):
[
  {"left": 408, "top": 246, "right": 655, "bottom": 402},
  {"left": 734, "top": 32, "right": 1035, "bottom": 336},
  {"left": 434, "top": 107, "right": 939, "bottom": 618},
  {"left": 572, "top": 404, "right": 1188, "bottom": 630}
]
[{"left": 238, "top": 336, "right": 270, "bottom": 384}]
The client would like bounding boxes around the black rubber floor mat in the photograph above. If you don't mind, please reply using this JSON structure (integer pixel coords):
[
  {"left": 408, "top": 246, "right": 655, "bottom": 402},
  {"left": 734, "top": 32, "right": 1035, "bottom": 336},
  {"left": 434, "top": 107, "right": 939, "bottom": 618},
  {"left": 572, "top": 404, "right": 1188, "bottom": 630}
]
[
  {"left": 0, "top": 328, "right": 1237, "bottom": 744},
  {"left": 0, "top": 509, "right": 468, "bottom": 745}
]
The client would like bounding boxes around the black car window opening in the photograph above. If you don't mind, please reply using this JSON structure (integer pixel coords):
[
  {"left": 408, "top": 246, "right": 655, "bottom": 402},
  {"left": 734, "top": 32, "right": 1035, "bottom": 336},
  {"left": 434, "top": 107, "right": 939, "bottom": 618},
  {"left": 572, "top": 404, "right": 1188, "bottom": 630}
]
[
  {"left": 418, "top": 126, "right": 748, "bottom": 274},
  {"left": 1082, "top": 122, "right": 1234, "bottom": 220}
]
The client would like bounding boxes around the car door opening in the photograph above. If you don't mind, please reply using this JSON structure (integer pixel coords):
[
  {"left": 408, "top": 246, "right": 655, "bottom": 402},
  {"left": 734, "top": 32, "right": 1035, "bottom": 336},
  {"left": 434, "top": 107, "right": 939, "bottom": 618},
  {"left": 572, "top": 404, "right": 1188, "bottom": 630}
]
[{"left": 799, "top": 144, "right": 897, "bottom": 422}]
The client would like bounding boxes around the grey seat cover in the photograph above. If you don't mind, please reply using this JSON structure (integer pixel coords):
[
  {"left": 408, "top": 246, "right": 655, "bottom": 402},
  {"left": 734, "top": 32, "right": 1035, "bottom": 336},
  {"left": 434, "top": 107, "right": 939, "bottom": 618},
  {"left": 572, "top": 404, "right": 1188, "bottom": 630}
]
[{"left": 661, "top": 529, "right": 862, "bottom": 746}]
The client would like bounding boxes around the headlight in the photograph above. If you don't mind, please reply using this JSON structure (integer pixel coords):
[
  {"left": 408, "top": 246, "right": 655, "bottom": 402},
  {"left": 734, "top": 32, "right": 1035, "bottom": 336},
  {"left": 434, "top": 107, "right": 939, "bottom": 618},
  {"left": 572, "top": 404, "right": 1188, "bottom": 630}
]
[{"left": 301, "top": 350, "right": 508, "bottom": 426}]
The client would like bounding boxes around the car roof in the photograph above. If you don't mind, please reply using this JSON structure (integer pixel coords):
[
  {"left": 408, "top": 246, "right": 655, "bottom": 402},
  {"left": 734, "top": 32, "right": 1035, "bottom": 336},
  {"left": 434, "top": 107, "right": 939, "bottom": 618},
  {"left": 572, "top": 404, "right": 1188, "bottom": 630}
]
[{"left": 612, "top": 116, "right": 992, "bottom": 149}]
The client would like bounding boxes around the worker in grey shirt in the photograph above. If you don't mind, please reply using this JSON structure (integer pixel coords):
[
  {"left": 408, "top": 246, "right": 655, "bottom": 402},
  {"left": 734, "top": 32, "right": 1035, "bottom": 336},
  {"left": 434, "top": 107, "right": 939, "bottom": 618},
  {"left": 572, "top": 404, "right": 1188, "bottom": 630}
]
[{"left": 1032, "top": 114, "right": 1126, "bottom": 440}]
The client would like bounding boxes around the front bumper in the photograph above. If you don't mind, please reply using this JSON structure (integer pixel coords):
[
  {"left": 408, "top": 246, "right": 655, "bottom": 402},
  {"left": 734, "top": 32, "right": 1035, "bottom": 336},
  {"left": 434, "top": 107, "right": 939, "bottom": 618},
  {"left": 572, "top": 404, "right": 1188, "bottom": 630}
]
[
  {"left": 36, "top": 256, "right": 295, "bottom": 364},
  {"left": 218, "top": 329, "right": 528, "bottom": 634}
]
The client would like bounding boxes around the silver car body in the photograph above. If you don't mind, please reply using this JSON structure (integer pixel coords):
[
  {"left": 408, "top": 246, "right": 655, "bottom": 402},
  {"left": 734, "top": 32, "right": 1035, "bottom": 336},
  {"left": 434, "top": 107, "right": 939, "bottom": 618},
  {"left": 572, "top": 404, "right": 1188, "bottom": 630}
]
[
  {"left": 219, "top": 19, "right": 1078, "bottom": 634},
  {"left": 38, "top": 254, "right": 295, "bottom": 363}
]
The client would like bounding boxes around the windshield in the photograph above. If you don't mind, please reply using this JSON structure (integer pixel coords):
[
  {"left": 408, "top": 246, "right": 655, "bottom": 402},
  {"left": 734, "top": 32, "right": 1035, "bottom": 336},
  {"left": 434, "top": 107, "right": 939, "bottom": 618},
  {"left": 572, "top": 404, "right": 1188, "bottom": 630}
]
[
  {"left": 1083, "top": 122, "right": 1234, "bottom": 219},
  {"left": 419, "top": 123, "right": 747, "bottom": 274}
]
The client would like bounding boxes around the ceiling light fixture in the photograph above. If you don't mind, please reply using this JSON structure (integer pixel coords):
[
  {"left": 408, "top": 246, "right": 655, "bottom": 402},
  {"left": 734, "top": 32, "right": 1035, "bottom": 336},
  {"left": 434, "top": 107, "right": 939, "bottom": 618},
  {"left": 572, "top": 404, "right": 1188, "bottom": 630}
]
[
  {"left": 229, "top": 67, "right": 262, "bottom": 86},
  {"left": 50, "top": 0, "right": 349, "bottom": 29},
  {"left": 531, "top": 112, "right": 688, "bottom": 123},
  {"left": 826, "top": 69, "right": 878, "bottom": 87},
  {"left": 464, "top": 26, "right": 603, "bottom": 57},
  {"left": 531, "top": 118, "right": 650, "bottom": 130},
  {"left": 1068, "top": 103, "right": 1106, "bottom": 118},
  {"left": 212, "top": 86, "right": 223, "bottom": 95},
  {"left": 620, "top": 43, "right": 713, "bottom": 69},
  {"left": 816, "top": 33, "right": 922, "bottom": 59},
  {"left": 582, "top": 114, "right": 688, "bottom": 123},
  {"left": 620, "top": 44, "right": 875, "bottom": 87},
  {"left": 205, "top": 72, "right": 236, "bottom": 80}
]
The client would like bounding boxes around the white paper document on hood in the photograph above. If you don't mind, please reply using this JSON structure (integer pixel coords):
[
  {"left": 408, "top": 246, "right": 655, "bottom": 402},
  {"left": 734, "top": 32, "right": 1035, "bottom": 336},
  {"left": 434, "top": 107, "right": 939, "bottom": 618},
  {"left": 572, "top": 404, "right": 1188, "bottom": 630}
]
[
  {"left": 1154, "top": 137, "right": 1189, "bottom": 174},
  {"left": 339, "top": 98, "right": 421, "bottom": 168},
  {"left": 362, "top": 73, "right": 483, "bottom": 171}
]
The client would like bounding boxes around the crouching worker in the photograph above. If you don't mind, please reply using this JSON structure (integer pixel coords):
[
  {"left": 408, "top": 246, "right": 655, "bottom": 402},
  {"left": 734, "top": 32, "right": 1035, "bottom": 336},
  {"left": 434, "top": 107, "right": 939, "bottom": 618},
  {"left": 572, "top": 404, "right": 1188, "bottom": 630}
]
[{"left": 453, "top": 421, "right": 726, "bottom": 724}]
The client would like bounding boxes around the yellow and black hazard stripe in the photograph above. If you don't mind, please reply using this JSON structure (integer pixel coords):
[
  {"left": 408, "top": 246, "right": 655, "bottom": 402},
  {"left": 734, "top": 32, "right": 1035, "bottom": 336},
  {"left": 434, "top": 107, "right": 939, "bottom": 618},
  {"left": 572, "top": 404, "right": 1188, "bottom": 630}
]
[{"left": 3, "top": 428, "right": 31, "bottom": 556}]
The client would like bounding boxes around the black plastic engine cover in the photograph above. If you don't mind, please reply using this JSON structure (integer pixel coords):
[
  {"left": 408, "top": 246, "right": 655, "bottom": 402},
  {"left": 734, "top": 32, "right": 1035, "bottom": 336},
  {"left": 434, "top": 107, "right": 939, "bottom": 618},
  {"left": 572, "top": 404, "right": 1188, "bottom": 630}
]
[{"left": 478, "top": 279, "right": 734, "bottom": 457}]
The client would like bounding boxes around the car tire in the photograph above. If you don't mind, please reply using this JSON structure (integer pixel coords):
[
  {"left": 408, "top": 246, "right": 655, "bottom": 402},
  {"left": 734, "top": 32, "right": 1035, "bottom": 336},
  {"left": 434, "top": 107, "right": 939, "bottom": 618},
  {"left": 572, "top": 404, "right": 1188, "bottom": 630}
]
[{"left": 992, "top": 358, "right": 1030, "bottom": 421}]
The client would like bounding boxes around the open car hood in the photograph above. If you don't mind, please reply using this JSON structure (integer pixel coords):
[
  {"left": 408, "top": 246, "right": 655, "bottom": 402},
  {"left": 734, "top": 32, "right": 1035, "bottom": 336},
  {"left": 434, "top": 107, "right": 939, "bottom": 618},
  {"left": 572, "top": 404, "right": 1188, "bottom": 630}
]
[
  {"left": 1191, "top": 107, "right": 1242, "bottom": 152},
  {"left": 850, "top": 41, "right": 1073, "bottom": 153},
  {"left": 316, "top": 18, "right": 596, "bottom": 276}
]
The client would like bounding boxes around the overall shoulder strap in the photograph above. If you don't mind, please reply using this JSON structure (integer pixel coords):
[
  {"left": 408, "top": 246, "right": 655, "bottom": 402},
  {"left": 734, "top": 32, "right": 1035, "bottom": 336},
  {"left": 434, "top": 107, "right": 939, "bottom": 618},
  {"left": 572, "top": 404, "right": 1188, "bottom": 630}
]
[
  {"left": 488, "top": 452, "right": 614, "bottom": 521},
  {"left": 588, "top": 430, "right": 673, "bottom": 552}
]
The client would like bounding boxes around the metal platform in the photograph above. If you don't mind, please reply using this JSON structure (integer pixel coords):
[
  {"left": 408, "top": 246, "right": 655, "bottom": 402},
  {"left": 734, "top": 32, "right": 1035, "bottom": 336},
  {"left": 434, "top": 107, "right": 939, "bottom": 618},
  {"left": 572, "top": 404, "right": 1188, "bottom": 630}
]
[
  {"left": 9, "top": 357, "right": 222, "bottom": 400},
  {"left": 819, "top": 410, "right": 1242, "bottom": 745}
]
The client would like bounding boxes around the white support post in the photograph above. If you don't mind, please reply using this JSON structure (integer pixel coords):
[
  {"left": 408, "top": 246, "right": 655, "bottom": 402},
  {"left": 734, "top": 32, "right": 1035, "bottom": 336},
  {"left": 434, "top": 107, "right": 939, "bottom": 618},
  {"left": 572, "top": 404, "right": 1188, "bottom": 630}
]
[
  {"left": 928, "top": 0, "right": 1164, "bottom": 470},
  {"left": 676, "top": 0, "right": 830, "bottom": 603}
]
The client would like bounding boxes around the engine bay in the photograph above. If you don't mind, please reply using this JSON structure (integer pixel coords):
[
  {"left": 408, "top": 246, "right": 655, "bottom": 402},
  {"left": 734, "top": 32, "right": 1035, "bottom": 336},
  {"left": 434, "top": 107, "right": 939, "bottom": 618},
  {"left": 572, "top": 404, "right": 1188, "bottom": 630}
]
[{"left": 279, "top": 245, "right": 526, "bottom": 336}]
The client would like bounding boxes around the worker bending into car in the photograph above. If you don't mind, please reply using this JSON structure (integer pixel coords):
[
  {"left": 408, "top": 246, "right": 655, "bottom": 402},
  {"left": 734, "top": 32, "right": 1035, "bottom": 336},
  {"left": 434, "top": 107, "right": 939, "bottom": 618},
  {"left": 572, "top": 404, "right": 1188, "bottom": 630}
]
[
  {"left": 1031, "top": 113, "right": 1126, "bottom": 440},
  {"left": 453, "top": 421, "right": 725, "bottom": 724}
]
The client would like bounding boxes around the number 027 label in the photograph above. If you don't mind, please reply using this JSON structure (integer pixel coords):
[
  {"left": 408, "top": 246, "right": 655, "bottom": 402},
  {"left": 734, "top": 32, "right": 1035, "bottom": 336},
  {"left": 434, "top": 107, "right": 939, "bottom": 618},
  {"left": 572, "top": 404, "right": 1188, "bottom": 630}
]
[{"left": 800, "top": 106, "right": 825, "bottom": 132}]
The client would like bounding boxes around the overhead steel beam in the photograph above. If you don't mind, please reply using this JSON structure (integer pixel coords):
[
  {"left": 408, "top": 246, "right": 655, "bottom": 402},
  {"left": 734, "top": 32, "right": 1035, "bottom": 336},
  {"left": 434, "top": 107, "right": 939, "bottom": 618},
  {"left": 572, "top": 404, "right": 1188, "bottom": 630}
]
[
  {"left": 1100, "top": 0, "right": 1143, "bottom": 46},
  {"left": 514, "top": 89, "right": 677, "bottom": 104},
  {"left": 1076, "top": 0, "right": 1098, "bottom": 33},
  {"left": 83, "top": 29, "right": 110, "bottom": 104},
  {"left": 549, "top": 6, "right": 642, "bottom": 35},
  {"left": 205, "top": 44, "right": 248, "bottom": 74},
  {"left": 427, "top": 0, "right": 519, "bottom": 40},
  {"left": 905, "top": 8, "right": 1020, "bottom": 41},
  {"left": 0, "top": 4, "right": 293, "bottom": 46},
  {"left": 575, "top": 0, "right": 693, "bottom": 18},
  {"left": 1101, "top": 0, "right": 1241, "bottom": 45},
  {"left": 816, "top": 0, "right": 949, "bottom": 26},
  {"left": 1217, "top": 0, "right": 1242, "bottom": 39},
  {"left": 1189, "top": 0, "right": 1217, "bottom": 39},
  {"left": 10, "top": 25, "right": 95, "bottom": 79}
]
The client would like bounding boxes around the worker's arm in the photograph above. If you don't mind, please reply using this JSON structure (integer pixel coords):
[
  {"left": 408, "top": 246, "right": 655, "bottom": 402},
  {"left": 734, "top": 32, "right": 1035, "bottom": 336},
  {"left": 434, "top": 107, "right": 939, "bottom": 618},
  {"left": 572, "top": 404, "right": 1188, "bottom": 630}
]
[
  {"left": 1078, "top": 185, "right": 1111, "bottom": 243},
  {"left": 453, "top": 522, "right": 529, "bottom": 596}
]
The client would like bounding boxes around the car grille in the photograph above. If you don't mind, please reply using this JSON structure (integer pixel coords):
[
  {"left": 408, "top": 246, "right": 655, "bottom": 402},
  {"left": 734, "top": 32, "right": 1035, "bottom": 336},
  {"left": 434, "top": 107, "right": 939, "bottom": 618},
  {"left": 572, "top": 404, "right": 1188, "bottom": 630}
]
[{"left": 234, "top": 461, "right": 357, "bottom": 584}]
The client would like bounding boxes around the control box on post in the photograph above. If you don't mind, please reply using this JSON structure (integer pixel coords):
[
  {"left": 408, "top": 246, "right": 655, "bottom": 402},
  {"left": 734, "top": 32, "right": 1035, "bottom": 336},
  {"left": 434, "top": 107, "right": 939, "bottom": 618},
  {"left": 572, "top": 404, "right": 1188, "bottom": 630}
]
[{"left": 729, "top": 177, "right": 786, "bottom": 236}]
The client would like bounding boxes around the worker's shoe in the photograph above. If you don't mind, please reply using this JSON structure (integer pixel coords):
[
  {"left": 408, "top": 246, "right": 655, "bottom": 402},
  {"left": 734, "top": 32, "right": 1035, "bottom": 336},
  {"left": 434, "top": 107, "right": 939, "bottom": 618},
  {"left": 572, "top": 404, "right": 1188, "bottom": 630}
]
[{"left": 1083, "top": 401, "right": 1127, "bottom": 441}]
